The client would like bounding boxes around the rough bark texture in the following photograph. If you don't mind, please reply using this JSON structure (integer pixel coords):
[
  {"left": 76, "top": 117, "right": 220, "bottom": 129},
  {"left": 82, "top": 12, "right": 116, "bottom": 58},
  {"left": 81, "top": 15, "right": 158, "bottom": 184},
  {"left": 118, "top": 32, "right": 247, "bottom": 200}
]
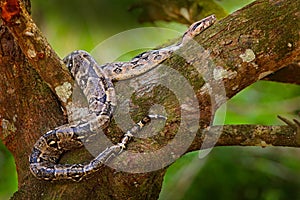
[
  {"left": 0, "top": 0, "right": 73, "bottom": 110},
  {"left": 0, "top": 0, "right": 299, "bottom": 199}
]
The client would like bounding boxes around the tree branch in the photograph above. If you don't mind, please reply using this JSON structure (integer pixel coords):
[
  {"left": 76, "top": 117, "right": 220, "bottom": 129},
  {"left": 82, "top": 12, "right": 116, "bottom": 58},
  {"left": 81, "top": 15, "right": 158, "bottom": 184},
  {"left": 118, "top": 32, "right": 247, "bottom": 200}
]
[{"left": 202, "top": 124, "right": 298, "bottom": 149}]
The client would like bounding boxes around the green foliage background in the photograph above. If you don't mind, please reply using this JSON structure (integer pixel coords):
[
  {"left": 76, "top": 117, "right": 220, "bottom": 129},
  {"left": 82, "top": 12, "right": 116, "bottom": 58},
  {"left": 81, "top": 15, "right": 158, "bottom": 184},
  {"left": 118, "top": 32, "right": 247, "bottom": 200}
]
[{"left": 0, "top": 0, "right": 299, "bottom": 199}]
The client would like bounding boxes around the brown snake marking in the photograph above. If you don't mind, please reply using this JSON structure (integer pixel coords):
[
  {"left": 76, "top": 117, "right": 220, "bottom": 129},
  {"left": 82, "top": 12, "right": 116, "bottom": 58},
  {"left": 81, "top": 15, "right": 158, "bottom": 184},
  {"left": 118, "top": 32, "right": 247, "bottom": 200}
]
[{"left": 29, "top": 15, "right": 216, "bottom": 181}]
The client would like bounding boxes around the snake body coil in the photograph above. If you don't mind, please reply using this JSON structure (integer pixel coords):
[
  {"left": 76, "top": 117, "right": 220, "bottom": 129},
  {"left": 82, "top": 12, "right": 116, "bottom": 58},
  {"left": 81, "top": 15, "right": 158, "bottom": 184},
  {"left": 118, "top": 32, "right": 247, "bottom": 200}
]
[{"left": 29, "top": 15, "right": 216, "bottom": 181}]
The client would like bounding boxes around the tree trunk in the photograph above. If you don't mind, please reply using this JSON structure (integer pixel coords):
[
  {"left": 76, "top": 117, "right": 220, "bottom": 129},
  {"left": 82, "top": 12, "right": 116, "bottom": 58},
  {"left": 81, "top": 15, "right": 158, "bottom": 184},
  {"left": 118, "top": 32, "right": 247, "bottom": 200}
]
[{"left": 0, "top": 0, "right": 299, "bottom": 199}]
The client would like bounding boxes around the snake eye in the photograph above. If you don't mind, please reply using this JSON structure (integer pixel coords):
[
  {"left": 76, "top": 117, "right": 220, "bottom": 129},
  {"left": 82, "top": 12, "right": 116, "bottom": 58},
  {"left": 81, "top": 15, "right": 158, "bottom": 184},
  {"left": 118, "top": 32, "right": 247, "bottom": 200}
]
[
  {"left": 82, "top": 53, "right": 89, "bottom": 58},
  {"left": 63, "top": 55, "right": 74, "bottom": 71},
  {"left": 48, "top": 139, "right": 58, "bottom": 148},
  {"left": 68, "top": 62, "right": 73, "bottom": 70}
]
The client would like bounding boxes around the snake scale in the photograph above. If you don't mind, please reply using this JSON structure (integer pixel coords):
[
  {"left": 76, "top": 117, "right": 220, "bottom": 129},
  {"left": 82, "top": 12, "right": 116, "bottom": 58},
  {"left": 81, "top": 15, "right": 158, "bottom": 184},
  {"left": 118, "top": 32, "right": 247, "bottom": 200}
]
[{"left": 29, "top": 15, "right": 216, "bottom": 181}]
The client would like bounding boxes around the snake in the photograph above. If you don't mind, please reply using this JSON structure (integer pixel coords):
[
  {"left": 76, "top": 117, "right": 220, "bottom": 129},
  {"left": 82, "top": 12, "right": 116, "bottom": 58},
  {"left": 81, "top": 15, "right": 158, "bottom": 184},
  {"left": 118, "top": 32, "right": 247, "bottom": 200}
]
[{"left": 29, "top": 15, "right": 216, "bottom": 181}]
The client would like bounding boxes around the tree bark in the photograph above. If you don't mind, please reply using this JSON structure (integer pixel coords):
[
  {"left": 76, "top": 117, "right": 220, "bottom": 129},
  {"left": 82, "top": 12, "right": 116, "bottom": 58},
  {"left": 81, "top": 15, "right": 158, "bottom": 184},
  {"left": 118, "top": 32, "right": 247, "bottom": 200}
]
[{"left": 0, "top": 0, "right": 299, "bottom": 199}]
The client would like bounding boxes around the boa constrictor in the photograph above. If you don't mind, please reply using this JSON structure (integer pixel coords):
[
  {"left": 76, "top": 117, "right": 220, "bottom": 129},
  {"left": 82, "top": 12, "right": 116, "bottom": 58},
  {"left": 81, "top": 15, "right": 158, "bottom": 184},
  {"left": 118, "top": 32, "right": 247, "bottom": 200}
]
[{"left": 29, "top": 15, "right": 216, "bottom": 181}]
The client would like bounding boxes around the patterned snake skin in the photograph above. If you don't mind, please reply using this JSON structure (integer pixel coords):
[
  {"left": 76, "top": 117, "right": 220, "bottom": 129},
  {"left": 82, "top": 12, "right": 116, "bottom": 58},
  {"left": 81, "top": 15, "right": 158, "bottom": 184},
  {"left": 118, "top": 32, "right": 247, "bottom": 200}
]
[{"left": 29, "top": 15, "right": 216, "bottom": 181}]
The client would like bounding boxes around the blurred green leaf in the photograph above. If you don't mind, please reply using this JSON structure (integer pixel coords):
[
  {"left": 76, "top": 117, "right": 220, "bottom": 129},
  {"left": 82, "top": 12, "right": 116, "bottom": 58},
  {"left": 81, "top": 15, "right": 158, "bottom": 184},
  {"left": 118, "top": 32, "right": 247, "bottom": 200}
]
[
  {"left": 160, "top": 147, "right": 300, "bottom": 200},
  {"left": 214, "top": 0, "right": 255, "bottom": 13},
  {"left": 0, "top": 141, "right": 17, "bottom": 199},
  {"left": 217, "top": 81, "right": 300, "bottom": 125}
]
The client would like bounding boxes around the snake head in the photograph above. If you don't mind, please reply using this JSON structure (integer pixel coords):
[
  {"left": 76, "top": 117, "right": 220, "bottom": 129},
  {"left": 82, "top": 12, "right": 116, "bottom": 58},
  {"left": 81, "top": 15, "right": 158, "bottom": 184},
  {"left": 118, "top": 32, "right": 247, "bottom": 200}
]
[{"left": 63, "top": 50, "right": 93, "bottom": 77}]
